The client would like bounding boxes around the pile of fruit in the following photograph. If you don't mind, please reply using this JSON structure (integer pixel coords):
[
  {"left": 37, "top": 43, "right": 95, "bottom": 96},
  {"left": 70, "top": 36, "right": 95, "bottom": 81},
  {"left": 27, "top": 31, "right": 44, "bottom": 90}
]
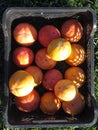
[{"left": 8, "top": 19, "right": 86, "bottom": 116}]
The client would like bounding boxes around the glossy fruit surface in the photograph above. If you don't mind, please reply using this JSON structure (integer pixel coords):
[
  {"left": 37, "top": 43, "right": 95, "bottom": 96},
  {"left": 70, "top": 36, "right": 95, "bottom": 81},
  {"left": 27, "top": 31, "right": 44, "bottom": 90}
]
[
  {"left": 47, "top": 38, "right": 72, "bottom": 61},
  {"left": 54, "top": 79, "right": 78, "bottom": 101},
  {"left": 40, "top": 92, "right": 61, "bottom": 115},
  {"left": 61, "top": 19, "right": 83, "bottom": 42},
  {"left": 25, "top": 65, "right": 43, "bottom": 87},
  {"left": 13, "top": 47, "right": 34, "bottom": 67},
  {"left": 66, "top": 44, "right": 86, "bottom": 66},
  {"left": 9, "top": 70, "right": 35, "bottom": 97},
  {"left": 64, "top": 67, "right": 86, "bottom": 88},
  {"left": 38, "top": 25, "right": 61, "bottom": 47},
  {"left": 62, "top": 92, "right": 85, "bottom": 115},
  {"left": 42, "top": 69, "right": 63, "bottom": 91},
  {"left": 15, "top": 89, "right": 40, "bottom": 112},
  {"left": 35, "top": 48, "right": 57, "bottom": 70},
  {"left": 13, "top": 23, "right": 37, "bottom": 46}
]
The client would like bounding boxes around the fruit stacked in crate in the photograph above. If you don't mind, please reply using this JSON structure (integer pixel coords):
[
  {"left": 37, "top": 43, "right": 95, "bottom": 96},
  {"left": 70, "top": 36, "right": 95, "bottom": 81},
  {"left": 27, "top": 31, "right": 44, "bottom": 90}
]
[{"left": 9, "top": 19, "right": 86, "bottom": 116}]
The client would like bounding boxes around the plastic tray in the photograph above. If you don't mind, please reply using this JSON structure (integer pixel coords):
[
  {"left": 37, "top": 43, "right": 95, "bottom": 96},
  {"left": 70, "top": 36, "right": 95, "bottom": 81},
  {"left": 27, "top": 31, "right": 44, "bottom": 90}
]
[{"left": 2, "top": 7, "right": 97, "bottom": 128}]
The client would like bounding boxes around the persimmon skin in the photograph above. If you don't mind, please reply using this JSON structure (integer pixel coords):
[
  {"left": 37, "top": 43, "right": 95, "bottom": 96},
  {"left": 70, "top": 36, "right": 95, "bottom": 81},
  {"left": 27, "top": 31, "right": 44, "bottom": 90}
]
[
  {"left": 13, "top": 47, "right": 34, "bottom": 67},
  {"left": 9, "top": 70, "right": 35, "bottom": 97},
  {"left": 13, "top": 23, "right": 37, "bottom": 46},
  {"left": 65, "top": 44, "right": 86, "bottom": 66},
  {"left": 35, "top": 48, "right": 57, "bottom": 70},
  {"left": 54, "top": 79, "right": 78, "bottom": 102},
  {"left": 15, "top": 90, "right": 40, "bottom": 112},
  {"left": 25, "top": 65, "right": 43, "bottom": 87},
  {"left": 61, "top": 19, "right": 83, "bottom": 43},
  {"left": 42, "top": 69, "right": 63, "bottom": 91},
  {"left": 40, "top": 92, "right": 61, "bottom": 115},
  {"left": 62, "top": 92, "right": 85, "bottom": 116},
  {"left": 64, "top": 67, "right": 86, "bottom": 88},
  {"left": 47, "top": 38, "right": 72, "bottom": 61},
  {"left": 38, "top": 25, "right": 61, "bottom": 47}
]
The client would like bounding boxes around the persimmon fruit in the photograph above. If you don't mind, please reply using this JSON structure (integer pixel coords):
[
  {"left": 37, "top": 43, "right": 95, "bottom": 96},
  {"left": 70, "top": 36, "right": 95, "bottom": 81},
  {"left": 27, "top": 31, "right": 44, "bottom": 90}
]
[
  {"left": 42, "top": 69, "right": 63, "bottom": 91},
  {"left": 35, "top": 48, "right": 57, "bottom": 70},
  {"left": 25, "top": 65, "right": 43, "bottom": 87},
  {"left": 38, "top": 25, "right": 61, "bottom": 47},
  {"left": 15, "top": 89, "right": 40, "bottom": 112},
  {"left": 9, "top": 70, "right": 35, "bottom": 97},
  {"left": 13, "top": 23, "right": 37, "bottom": 46},
  {"left": 64, "top": 67, "right": 86, "bottom": 88},
  {"left": 61, "top": 19, "right": 83, "bottom": 43},
  {"left": 13, "top": 47, "right": 34, "bottom": 67},
  {"left": 47, "top": 38, "right": 72, "bottom": 61},
  {"left": 40, "top": 92, "right": 61, "bottom": 115},
  {"left": 62, "top": 92, "right": 85, "bottom": 115},
  {"left": 54, "top": 79, "right": 78, "bottom": 101},
  {"left": 65, "top": 44, "right": 86, "bottom": 66}
]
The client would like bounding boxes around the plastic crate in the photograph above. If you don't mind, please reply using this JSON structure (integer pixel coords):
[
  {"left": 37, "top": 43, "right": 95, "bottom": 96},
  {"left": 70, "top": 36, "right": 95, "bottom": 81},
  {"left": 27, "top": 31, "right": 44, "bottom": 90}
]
[{"left": 2, "top": 7, "right": 97, "bottom": 128}]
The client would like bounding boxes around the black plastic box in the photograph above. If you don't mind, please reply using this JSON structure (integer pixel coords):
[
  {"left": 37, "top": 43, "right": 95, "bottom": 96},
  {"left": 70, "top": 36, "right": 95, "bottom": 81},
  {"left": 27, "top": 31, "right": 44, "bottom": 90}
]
[{"left": 2, "top": 7, "right": 97, "bottom": 128}]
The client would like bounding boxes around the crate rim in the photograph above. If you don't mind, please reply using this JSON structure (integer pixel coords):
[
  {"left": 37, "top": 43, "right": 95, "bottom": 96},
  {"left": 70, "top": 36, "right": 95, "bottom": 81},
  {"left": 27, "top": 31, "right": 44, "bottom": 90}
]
[{"left": 2, "top": 7, "right": 97, "bottom": 37}]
